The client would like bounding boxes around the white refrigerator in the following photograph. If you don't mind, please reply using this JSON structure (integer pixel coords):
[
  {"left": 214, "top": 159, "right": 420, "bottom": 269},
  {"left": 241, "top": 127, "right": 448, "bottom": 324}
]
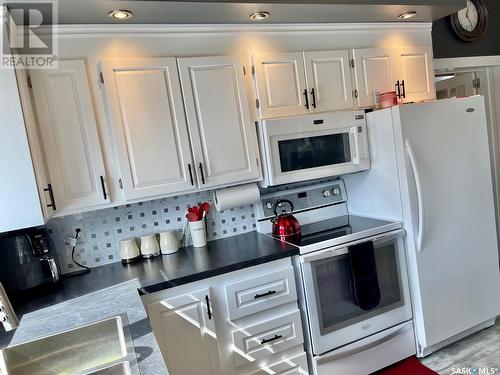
[{"left": 344, "top": 96, "right": 500, "bottom": 357}]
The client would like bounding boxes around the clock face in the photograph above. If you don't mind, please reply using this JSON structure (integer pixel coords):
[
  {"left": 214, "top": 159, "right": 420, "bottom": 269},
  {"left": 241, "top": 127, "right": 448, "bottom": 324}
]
[
  {"left": 457, "top": 0, "right": 479, "bottom": 32},
  {"left": 450, "top": 0, "right": 488, "bottom": 42}
]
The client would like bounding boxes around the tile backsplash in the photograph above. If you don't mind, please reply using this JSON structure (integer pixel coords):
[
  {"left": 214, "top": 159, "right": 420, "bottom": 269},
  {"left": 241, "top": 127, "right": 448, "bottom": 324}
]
[{"left": 47, "top": 190, "right": 256, "bottom": 274}]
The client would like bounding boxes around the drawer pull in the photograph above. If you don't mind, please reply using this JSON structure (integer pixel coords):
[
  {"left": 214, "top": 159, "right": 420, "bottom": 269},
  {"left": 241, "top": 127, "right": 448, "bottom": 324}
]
[
  {"left": 254, "top": 290, "right": 277, "bottom": 299},
  {"left": 261, "top": 334, "right": 283, "bottom": 345}
]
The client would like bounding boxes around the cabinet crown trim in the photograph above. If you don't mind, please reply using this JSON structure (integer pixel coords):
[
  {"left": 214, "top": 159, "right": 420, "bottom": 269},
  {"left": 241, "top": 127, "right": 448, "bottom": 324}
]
[{"left": 33, "top": 22, "right": 432, "bottom": 37}]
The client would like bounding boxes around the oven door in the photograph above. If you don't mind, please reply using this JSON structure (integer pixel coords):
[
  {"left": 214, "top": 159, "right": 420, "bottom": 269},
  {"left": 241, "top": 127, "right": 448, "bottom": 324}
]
[{"left": 300, "top": 229, "right": 412, "bottom": 355}]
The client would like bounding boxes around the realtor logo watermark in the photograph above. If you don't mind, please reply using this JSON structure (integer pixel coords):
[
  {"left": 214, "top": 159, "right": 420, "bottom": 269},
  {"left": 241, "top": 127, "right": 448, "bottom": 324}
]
[
  {"left": 451, "top": 366, "right": 499, "bottom": 374},
  {"left": 1, "top": 1, "right": 58, "bottom": 69}
]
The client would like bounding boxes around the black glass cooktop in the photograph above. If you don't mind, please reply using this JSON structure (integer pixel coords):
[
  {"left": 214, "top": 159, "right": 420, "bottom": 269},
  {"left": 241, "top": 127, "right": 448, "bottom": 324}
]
[{"left": 297, "top": 215, "right": 395, "bottom": 247}]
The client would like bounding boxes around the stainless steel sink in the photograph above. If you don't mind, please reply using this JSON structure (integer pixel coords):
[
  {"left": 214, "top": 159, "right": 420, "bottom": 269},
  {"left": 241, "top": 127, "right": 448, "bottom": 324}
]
[{"left": 0, "top": 315, "right": 139, "bottom": 375}]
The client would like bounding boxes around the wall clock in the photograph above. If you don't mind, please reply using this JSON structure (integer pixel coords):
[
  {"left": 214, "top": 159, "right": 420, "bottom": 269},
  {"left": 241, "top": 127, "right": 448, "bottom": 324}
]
[{"left": 450, "top": 0, "right": 488, "bottom": 42}]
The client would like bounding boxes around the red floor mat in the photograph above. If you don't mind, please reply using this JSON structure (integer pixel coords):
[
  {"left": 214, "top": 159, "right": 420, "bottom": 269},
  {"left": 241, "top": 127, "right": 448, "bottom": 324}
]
[{"left": 378, "top": 357, "right": 438, "bottom": 374}]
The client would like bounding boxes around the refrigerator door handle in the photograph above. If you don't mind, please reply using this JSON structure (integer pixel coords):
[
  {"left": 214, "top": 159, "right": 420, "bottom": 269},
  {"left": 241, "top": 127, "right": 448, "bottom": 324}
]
[{"left": 405, "top": 139, "right": 424, "bottom": 252}]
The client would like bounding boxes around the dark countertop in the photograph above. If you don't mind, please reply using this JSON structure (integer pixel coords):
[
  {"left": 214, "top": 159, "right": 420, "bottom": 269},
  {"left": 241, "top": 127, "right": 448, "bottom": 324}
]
[{"left": 1, "top": 231, "right": 297, "bottom": 347}]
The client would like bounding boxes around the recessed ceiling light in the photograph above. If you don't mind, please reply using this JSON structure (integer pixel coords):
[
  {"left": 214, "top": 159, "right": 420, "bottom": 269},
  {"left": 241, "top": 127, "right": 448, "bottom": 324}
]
[
  {"left": 108, "top": 9, "right": 133, "bottom": 20},
  {"left": 249, "top": 11, "right": 270, "bottom": 21},
  {"left": 398, "top": 11, "right": 417, "bottom": 19}
]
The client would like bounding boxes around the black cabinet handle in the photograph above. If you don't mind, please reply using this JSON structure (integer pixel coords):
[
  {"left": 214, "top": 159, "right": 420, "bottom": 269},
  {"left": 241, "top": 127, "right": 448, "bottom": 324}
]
[
  {"left": 401, "top": 80, "right": 406, "bottom": 98},
  {"left": 261, "top": 334, "right": 283, "bottom": 345},
  {"left": 311, "top": 88, "right": 317, "bottom": 109},
  {"left": 188, "top": 164, "right": 194, "bottom": 186},
  {"left": 303, "top": 88, "right": 309, "bottom": 109},
  {"left": 254, "top": 290, "right": 277, "bottom": 299},
  {"left": 100, "top": 176, "right": 107, "bottom": 200},
  {"left": 395, "top": 80, "right": 401, "bottom": 99},
  {"left": 199, "top": 163, "right": 205, "bottom": 184},
  {"left": 205, "top": 295, "right": 212, "bottom": 320},
  {"left": 43, "top": 184, "right": 56, "bottom": 211}
]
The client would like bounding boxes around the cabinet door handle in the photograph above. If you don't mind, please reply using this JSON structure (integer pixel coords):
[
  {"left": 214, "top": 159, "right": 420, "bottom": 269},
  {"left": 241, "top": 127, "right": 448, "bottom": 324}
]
[
  {"left": 261, "top": 334, "right": 283, "bottom": 345},
  {"left": 303, "top": 88, "right": 309, "bottom": 109},
  {"left": 100, "top": 176, "right": 108, "bottom": 200},
  {"left": 187, "top": 164, "right": 194, "bottom": 186},
  {"left": 311, "top": 88, "right": 317, "bottom": 109},
  {"left": 199, "top": 163, "right": 206, "bottom": 184},
  {"left": 254, "top": 290, "right": 277, "bottom": 299},
  {"left": 43, "top": 184, "right": 56, "bottom": 211},
  {"left": 395, "top": 80, "right": 401, "bottom": 99},
  {"left": 205, "top": 295, "right": 212, "bottom": 320},
  {"left": 401, "top": 80, "right": 406, "bottom": 98}
]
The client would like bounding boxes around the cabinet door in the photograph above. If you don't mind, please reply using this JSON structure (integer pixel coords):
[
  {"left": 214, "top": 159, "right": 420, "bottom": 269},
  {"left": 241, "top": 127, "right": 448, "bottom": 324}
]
[
  {"left": 100, "top": 58, "right": 195, "bottom": 200},
  {"left": 30, "top": 60, "right": 109, "bottom": 213},
  {"left": 148, "top": 288, "right": 222, "bottom": 375},
  {"left": 0, "top": 26, "right": 44, "bottom": 231},
  {"left": 396, "top": 46, "right": 435, "bottom": 103},
  {"left": 352, "top": 48, "right": 397, "bottom": 108},
  {"left": 253, "top": 52, "right": 308, "bottom": 118},
  {"left": 304, "top": 50, "right": 353, "bottom": 112},
  {"left": 178, "top": 55, "right": 260, "bottom": 188}
]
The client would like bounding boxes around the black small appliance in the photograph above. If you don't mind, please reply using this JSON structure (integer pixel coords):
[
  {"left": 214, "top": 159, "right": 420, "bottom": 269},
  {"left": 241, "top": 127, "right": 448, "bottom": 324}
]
[{"left": 0, "top": 226, "right": 60, "bottom": 293}]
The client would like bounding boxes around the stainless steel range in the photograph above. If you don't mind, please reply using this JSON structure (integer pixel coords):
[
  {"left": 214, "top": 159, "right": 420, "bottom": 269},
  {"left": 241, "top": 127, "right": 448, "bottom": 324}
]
[{"left": 255, "top": 180, "right": 416, "bottom": 374}]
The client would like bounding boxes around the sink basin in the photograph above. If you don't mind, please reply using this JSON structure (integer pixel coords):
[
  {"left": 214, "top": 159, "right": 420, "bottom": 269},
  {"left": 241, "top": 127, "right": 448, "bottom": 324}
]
[
  {"left": 85, "top": 362, "right": 132, "bottom": 375},
  {"left": 0, "top": 315, "right": 139, "bottom": 375}
]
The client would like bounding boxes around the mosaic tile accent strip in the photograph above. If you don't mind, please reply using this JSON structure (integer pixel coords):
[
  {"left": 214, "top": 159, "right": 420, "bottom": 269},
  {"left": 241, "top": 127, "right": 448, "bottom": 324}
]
[{"left": 47, "top": 190, "right": 256, "bottom": 274}]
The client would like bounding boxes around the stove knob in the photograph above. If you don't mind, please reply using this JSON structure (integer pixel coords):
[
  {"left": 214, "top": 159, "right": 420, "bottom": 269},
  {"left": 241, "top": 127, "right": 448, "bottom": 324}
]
[
  {"left": 322, "top": 189, "right": 331, "bottom": 197},
  {"left": 265, "top": 201, "right": 273, "bottom": 210},
  {"left": 332, "top": 187, "right": 341, "bottom": 196}
]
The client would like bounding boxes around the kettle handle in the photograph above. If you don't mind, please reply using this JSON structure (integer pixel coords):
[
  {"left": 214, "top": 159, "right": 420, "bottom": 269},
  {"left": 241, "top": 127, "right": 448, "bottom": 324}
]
[{"left": 273, "top": 199, "right": 295, "bottom": 216}]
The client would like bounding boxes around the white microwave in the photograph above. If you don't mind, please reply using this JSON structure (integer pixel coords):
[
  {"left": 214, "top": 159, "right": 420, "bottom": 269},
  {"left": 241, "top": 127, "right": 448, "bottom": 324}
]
[{"left": 258, "top": 111, "right": 370, "bottom": 187}]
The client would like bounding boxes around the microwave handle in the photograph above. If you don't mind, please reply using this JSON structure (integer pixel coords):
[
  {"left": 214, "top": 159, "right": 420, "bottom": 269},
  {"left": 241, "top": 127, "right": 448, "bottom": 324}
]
[{"left": 350, "top": 126, "right": 361, "bottom": 165}]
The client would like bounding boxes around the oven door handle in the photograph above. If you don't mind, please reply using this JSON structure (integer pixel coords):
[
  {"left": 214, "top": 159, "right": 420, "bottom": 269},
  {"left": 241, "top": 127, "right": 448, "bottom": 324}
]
[
  {"left": 405, "top": 139, "right": 424, "bottom": 252},
  {"left": 300, "top": 229, "right": 405, "bottom": 263},
  {"left": 317, "top": 322, "right": 413, "bottom": 364}
]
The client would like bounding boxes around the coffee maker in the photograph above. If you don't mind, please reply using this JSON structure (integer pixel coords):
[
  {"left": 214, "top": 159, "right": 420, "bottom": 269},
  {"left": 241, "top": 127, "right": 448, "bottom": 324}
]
[{"left": 0, "top": 226, "right": 60, "bottom": 293}]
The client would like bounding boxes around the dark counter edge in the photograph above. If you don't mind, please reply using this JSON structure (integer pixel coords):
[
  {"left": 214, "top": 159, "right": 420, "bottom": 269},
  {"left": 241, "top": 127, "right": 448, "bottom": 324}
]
[
  {"left": 138, "top": 248, "right": 298, "bottom": 294},
  {"left": 1, "top": 231, "right": 299, "bottom": 347}
]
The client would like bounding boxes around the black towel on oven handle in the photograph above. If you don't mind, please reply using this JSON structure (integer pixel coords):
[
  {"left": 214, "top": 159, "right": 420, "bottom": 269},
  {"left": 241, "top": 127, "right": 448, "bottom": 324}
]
[{"left": 347, "top": 240, "right": 381, "bottom": 310}]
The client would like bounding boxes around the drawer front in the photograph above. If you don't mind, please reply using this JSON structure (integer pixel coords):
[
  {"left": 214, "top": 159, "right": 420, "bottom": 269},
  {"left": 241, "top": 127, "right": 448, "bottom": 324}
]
[
  {"left": 246, "top": 352, "right": 309, "bottom": 375},
  {"left": 225, "top": 266, "right": 297, "bottom": 320},
  {"left": 314, "top": 321, "right": 415, "bottom": 375},
  {"left": 232, "top": 310, "right": 304, "bottom": 367}
]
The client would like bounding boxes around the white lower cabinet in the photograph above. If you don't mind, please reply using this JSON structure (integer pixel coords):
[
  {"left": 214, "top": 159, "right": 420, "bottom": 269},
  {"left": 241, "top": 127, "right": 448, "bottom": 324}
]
[{"left": 144, "top": 258, "right": 308, "bottom": 375}]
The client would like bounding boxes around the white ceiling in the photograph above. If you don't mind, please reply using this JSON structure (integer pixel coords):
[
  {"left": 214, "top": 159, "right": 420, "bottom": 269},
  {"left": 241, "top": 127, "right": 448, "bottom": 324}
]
[{"left": 5, "top": 0, "right": 466, "bottom": 24}]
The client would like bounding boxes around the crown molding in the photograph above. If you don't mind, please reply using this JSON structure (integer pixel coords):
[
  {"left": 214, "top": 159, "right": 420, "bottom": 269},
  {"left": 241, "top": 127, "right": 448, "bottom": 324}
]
[{"left": 33, "top": 22, "right": 432, "bottom": 37}]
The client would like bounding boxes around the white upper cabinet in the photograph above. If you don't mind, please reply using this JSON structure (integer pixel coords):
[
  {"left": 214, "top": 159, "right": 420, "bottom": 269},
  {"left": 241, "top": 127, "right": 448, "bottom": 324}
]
[
  {"left": 252, "top": 52, "right": 309, "bottom": 118},
  {"left": 352, "top": 48, "right": 397, "bottom": 108},
  {"left": 253, "top": 50, "right": 354, "bottom": 118},
  {"left": 0, "top": 25, "right": 44, "bottom": 232},
  {"left": 30, "top": 60, "right": 109, "bottom": 214},
  {"left": 395, "top": 46, "right": 435, "bottom": 103},
  {"left": 177, "top": 55, "right": 261, "bottom": 188},
  {"left": 304, "top": 50, "right": 353, "bottom": 112},
  {"left": 352, "top": 46, "right": 435, "bottom": 107},
  {"left": 100, "top": 58, "right": 196, "bottom": 200}
]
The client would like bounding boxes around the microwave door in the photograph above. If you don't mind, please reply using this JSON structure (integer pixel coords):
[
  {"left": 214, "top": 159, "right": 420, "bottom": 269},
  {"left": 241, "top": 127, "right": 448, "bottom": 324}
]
[{"left": 269, "top": 129, "right": 353, "bottom": 185}]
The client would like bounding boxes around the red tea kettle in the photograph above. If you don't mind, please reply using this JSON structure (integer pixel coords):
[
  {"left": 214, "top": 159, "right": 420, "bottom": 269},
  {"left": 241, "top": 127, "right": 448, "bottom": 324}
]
[{"left": 271, "top": 199, "right": 302, "bottom": 244}]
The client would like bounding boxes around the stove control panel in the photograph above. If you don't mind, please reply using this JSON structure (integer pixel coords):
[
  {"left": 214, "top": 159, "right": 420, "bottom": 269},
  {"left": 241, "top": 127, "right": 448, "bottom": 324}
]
[{"left": 259, "top": 180, "right": 347, "bottom": 219}]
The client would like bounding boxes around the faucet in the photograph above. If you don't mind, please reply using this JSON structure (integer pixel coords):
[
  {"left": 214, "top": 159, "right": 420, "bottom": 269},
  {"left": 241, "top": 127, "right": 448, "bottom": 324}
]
[{"left": 0, "top": 282, "right": 19, "bottom": 332}]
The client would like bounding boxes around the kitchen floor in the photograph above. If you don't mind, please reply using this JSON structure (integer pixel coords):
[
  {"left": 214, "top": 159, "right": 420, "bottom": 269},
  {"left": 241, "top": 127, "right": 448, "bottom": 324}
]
[{"left": 421, "top": 318, "right": 500, "bottom": 374}]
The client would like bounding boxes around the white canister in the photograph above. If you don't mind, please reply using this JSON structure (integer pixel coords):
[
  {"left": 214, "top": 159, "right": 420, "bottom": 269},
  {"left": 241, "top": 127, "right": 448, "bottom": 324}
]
[
  {"left": 159, "top": 230, "right": 180, "bottom": 255},
  {"left": 119, "top": 238, "right": 141, "bottom": 263},
  {"left": 140, "top": 234, "right": 160, "bottom": 258},
  {"left": 189, "top": 218, "right": 207, "bottom": 248}
]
